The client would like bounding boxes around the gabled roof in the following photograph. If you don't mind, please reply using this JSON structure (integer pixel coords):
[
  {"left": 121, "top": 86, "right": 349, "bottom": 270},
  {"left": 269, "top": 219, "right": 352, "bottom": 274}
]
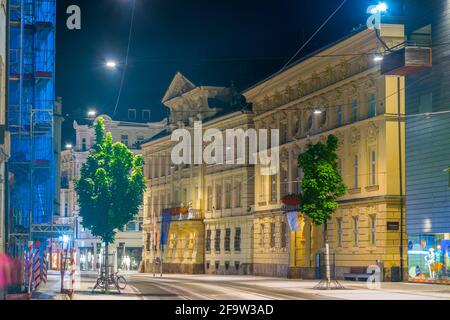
[{"left": 162, "top": 72, "right": 196, "bottom": 103}]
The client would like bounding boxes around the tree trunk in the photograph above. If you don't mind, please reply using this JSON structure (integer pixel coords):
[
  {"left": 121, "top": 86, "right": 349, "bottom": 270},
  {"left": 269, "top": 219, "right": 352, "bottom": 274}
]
[
  {"left": 104, "top": 244, "right": 109, "bottom": 293},
  {"left": 324, "top": 222, "right": 331, "bottom": 289}
]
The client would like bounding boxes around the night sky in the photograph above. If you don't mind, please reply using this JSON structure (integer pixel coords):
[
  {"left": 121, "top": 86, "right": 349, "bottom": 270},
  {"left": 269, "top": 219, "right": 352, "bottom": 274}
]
[{"left": 56, "top": 0, "right": 404, "bottom": 145}]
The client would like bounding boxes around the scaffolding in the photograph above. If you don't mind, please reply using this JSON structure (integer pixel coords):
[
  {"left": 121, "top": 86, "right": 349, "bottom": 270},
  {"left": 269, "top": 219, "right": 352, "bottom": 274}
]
[{"left": 7, "top": 0, "right": 67, "bottom": 258}]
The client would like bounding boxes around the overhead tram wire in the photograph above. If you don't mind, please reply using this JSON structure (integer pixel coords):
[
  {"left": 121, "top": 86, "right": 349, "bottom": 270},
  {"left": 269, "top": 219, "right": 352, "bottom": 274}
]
[
  {"left": 112, "top": 0, "right": 137, "bottom": 118},
  {"left": 239, "top": 0, "right": 348, "bottom": 113}
]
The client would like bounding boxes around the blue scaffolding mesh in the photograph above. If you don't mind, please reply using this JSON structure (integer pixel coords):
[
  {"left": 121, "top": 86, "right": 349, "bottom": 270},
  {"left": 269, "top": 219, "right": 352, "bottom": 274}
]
[{"left": 8, "top": 0, "right": 56, "bottom": 248}]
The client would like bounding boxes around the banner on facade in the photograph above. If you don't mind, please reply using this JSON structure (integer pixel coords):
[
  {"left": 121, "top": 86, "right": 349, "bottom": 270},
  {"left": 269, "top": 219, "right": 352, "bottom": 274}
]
[
  {"left": 287, "top": 211, "right": 301, "bottom": 232},
  {"left": 160, "top": 209, "right": 172, "bottom": 246}
]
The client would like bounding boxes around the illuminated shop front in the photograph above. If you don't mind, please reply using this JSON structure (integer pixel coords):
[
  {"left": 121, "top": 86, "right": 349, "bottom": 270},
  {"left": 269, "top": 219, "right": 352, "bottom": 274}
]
[{"left": 408, "top": 234, "right": 450, "bottom": 283}]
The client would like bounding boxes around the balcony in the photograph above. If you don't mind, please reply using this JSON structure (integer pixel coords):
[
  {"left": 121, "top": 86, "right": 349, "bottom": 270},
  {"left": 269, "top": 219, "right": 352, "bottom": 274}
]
[
  {"left": 381, "top": 46, "right": 432, "bottom": 76},
  {"left": 162, "top": 207, "right": 203, "bottom": 221},
  {"left": 54, "top": 216, "right": 76, "bottom": 226}
]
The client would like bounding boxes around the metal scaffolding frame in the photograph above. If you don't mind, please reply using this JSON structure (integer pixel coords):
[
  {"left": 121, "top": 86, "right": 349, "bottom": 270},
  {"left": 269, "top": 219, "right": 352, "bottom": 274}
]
[{"left": 7, "top": 0, "right": 60, "bottom": 257}]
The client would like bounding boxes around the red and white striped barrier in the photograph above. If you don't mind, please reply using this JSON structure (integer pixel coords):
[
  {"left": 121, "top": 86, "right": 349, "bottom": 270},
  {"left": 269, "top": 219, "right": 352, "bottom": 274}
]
[
  {"left": 70, "top": 248, "right": 77, "bottom": 290},
  {"left": 27, "top": 242, "right": 33, "bottom": 293},
  {"left": 32, "top": 246, "right": 41, "bottom": 291},
  {"left": 42, "top": 252, "right": 48, "bottom": 286}
]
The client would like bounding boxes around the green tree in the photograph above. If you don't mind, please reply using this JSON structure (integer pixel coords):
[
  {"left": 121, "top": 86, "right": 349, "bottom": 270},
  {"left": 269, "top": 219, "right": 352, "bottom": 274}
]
[
  {"left": 74, "top": 117, "right": 146, "bottom": 289},
  {"left": 298, "top": 134, "right": 346, "bottom": 287}
]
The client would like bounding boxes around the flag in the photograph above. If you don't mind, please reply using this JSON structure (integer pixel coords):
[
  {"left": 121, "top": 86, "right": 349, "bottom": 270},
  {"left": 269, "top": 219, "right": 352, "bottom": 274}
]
[
  {"left": 160, "top": 209, "right": 172, "bottom": 246},
  {"left": 287, "top": 211, "right": 301, "bottom": 232}
]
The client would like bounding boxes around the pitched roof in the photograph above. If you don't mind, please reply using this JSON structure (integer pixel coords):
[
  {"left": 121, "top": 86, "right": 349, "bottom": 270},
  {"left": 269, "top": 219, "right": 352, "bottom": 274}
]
[{"left": 162, "top": 72, "right": 196, "bottom": 103}]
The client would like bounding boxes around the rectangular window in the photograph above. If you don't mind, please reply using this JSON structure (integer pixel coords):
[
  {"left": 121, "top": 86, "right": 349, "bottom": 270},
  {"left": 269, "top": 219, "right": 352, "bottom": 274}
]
[
  {"left": 353, "top": 155, "right": 359, "bottom": 188},
  {"left": 136, "top": 135, "right": 145, "bottom": 146},
  {"left": 234, "top": 182, "right": 241, "bottom": 208},
  {"left": 207, "top": 186, "right": 213, "bottom": 211},
  {"left": 352, "top": 100, "right": 358, "bottom": 122},
  {"left": 337, "top": 218, "right": 343, "bottom": 247},
  {"left": 128, "top": 109, "right": 137, "bottom": 120},
  {"left": 370, "top": 149, "right": 377, "bottom": 186},
  {"left": 260, "top": 176, "right": 266, "bottom": 202},
  {"left": 270, "top": 174, "right": 277, "bottom": 202},
  {"left": 215, "top": 185, "right": 222, "bottom": 210},
  {"left": 260, "top": 224, "right": 265, "bottom": 247},
  {"left": 281, "top": 221, "right": 287, "bottom": 249},
  {"left": 337, "top": 106, "right": 342, "bottom": 127},
  {"left": 234, "top": 228, "right": 241, "bottom": 252},
  {"left": 142, "top": 109, "right": 151, "bottom": 121},
  {"left": 206, "top": 230, "right": 212, "bottom": 252},
  {"left": 369, "top": 94, "right": 376, "bottom": 117},
  {"left": 370, "top": 215, "right": 376, "bottom": 246},
  {"left": 225, "top": 228, "right": 231, "bottom": 252},
  {"left": 225, "top": 183, "right": 232, "bottom": 209},
  {"left": 353, "top": 216, "right": 359, "bottom": 246},
  {"left": 270, "top": 223, "right": 276, "bottom": 248},
  {"left": 214, "top": 229, "right": 221, "bottom": 253},
  {"left": 280, "top": 167, "right": 288, "bottom": 197}
]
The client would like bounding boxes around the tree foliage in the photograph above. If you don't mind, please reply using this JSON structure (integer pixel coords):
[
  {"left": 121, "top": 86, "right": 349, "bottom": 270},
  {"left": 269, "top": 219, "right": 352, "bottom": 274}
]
[
  {"left": 298, "top": 135, "right": 346, "bottom": 226},
  {"left": 74, "top": 117, "right": 146, "bottom": 244}
]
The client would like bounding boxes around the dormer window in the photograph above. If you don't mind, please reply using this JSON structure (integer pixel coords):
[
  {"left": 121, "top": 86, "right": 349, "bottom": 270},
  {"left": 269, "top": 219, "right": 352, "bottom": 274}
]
[
  {"left": 128, "top": 109, "right": 137, "bottom": 120},
  {"left": 142, "top": 109, "right": 151, "bottom": 121}
]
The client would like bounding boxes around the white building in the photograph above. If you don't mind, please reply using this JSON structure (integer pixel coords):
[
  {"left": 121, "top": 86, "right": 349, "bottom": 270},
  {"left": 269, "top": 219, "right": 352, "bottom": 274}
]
[{"left": 60, "top": 113, "right": 166, "bottom": 271}]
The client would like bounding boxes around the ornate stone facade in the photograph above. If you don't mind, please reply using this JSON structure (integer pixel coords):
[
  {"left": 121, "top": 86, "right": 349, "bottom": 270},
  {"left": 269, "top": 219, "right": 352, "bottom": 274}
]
[{"left": 244, "top": 24, "right": 407, "bottom": 280}]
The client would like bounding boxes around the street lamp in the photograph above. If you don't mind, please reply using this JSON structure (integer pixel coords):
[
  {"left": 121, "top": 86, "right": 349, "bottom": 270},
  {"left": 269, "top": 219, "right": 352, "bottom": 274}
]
[
  {"left": 88, "top": 110, "right": 97, "bottom": 118},
  {"left": 370, "top": 2, "right": 388, "bottom": 14},
  {"left": 374, "top": 54, "right": 384, "bottom": 62},
  {"left": 65, "top": 143, "right": 73, "bottom": 150},
  {"left": 313, "top": 109, "right": 323, "bottom": 115},
  {"left": 106, "top": 60, "right": 118, "bottom": 69}
]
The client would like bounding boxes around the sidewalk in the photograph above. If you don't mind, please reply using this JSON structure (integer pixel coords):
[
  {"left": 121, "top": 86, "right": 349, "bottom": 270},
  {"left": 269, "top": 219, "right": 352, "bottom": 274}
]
[{"left": 32, "top": 270, "right": 141, "bottom": 300}]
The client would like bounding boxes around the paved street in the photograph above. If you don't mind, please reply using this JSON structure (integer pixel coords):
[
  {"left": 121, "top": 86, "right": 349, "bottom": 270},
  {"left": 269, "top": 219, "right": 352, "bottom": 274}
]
[
  {"left": 125, "top": 273, "right": 450, "bottom": 301},
  {"left": 35, "top": 271, "right": 450, "bottom": 300}
]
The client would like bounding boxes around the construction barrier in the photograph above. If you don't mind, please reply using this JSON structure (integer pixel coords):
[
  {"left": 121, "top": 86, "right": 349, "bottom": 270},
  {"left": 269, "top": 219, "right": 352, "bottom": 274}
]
[
  {"left": 32, "top": 245, "right": 41, "bottom": 291},
  {"left": 42, "top": 252, "right": 47, "bottom": 286},
  {"left": 70, "top": 248, "right": 76, "bottom": 290}
]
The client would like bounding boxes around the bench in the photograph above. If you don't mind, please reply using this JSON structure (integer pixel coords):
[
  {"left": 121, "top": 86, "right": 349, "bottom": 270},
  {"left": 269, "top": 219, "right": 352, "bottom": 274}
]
[{"left": 343, "top": 267, "right": 372, "bottom": 281}]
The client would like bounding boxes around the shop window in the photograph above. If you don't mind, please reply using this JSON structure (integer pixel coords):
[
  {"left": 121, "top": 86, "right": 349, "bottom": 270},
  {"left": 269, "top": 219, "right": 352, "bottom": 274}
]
[{"left": 408, "top": 234, "right": 450, "bottom": 283}]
